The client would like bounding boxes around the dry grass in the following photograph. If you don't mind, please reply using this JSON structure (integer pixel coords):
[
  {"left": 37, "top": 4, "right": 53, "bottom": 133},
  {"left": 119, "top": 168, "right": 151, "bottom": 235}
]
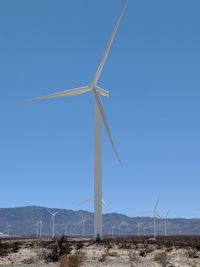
[
  {"left": 153, "top": 251, "right": 167, "bottom": 266},
  {"left": 185, "top": 248, "right": 199, "bottom": 258},
  {"left": 105, "top": 251, "right": 119, "bottom": 257},
  {"left": 58, "top": 251, "right": 86, "bottom": 267}
]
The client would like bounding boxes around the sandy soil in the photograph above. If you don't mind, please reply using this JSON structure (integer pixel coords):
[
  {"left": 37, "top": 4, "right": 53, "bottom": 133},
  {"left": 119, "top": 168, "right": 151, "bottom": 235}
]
[{"left": 0, "top": 237, "right": 200, "bottom": 266}]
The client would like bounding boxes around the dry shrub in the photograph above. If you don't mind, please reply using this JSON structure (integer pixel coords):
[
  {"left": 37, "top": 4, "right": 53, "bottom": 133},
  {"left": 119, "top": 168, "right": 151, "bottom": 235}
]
[
  {"left": 59, "top": 252, "right": 86, "bottom": 267},
  {"left": 154, "top": 252, "right": 162, "bottom": 262},
  {"left": 98, "top": 253, "right": 107, "bottom": 262},
  {"left": 0, "top": 240, "right": 19, "bottom": 256},
  {"left": 41, "top": 237, "right": 73, "bottom": 262},
  {"left": 76, "top": 242, "right": 84, "bottom": 250},
  {"left": 186, "top": 248, "right": 198, "bottom": 258},
  {"left": 139, "top": 250, "right": 146, "bottom": 257},
  {"left": 153, "top": 252, "right": 167, "bottom": 266},
  {"left": 106, "top": 251, "right": 119, "bottom": 257},
  {"left": 128, "top": 250, "right": 138, "bottom": 267},
  {"left": 23, "top": 257, "right": 37, "bottom": 264}
]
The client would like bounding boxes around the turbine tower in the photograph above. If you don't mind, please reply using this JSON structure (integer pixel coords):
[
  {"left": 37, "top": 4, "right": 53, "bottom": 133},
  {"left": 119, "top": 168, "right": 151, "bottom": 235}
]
[
  {"left": 6, "top": 223, "right": 11, "bottom": 237},
  {"left": 152, "top": 198, "right": 160, "bottom": 239},
  {"left": 38, "top": 219, "right": 43, "bottom": 238},
  {"left": 32, "top": 1, "right": 128, "bottom": 241},
  {"left": 34, "top": 221, "right": 39, "bottom": 238},
  {"left": 137, "top": 222, "right": 145, "bottom": 237},
  {"left": 118, "top": 221, "right": 127, "bottom": 236},
  {"left": 164, "top": 211, "right": 169, "bottom": 236},
  {"left": 63, "top": 224, "right": 68, "bottom": 236},
  {"left": 137, "top": 223, "right": 140, "bottom": 237},
  {"left": 111, "top": 225, "right": 115, "bottom": 237},
  {"left": 47, "top": 209, "right": 62, "bottom": 238},
  {"left": 79, "top": 217, "right": 86, "bottom": 238}
]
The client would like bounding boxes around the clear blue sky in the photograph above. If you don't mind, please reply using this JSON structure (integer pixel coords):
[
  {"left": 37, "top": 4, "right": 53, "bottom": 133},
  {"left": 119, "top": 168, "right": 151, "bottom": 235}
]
[{"left": 0, "top": 0, "right": 200, "bottom": 219}]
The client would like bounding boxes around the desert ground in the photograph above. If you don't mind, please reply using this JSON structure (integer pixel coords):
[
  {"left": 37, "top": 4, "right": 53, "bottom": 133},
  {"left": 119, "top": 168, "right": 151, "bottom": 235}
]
[{"left": 0, "top": 236, "right": 200, "bottom": 267}]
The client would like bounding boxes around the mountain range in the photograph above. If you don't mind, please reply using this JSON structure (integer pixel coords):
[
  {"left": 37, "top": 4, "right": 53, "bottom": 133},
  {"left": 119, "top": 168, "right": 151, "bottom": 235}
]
[{"left": 0, "top": 206, "right": 199, "bottom": 237}]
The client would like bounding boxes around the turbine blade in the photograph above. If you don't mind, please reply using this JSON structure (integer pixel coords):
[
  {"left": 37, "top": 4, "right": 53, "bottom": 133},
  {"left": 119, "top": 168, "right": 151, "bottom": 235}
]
[
  {"left": 79, "top": 196, "right": 107, "bottom": 208},
  {"left": 165, "top": 210, "right": 170, "bottom": 218},
  {"left": 102, "top": 199, "right": 107, "bottom": 207},
  {"left": 54, "top": 210, "right": 62, "bottom": 216},
  {"left": 92, "top": 89, "right": 122, "bottom": 165},
  {"left": 92, "top": 0, "right": 128, "bottom": 85},
  {"left": 156, "top": 211, "right": 161, "bottom": 219},
  {"left": 29, "top": 86, "right": 91, "bottom": 102},
  {"left": 78, "top": 197, "right": 93, "bottom": 206},
  {"left": 154, "top": 197, "right": 159, "bottom": 211},
  {"left": 46, "top": 209, "right": 53, "bottom": 216}
]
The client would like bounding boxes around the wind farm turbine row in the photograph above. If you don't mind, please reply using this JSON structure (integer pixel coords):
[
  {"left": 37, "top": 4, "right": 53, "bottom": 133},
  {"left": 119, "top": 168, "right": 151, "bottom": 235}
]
[{"left": 4, "top": 203, "right": 200, "bottom": 239}]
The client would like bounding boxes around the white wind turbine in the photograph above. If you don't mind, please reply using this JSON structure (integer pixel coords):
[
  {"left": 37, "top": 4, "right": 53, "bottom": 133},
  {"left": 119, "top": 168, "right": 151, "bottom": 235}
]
[
  {"left": 164, "top": 210, "right": 169, "bottom": 236},
  {"left": 79, "top": 217, "right": 86, "bottom": 238},
  {"left": 38, "top": 218, "right": 43, "bottom": 238},
  {"left": 6, "top": 223, "right": 11, "bottom": 237},
  {"left": 137, "top": 222, "right": 145, "bottom": 237},
  {"left": 118, "top": 221, "right": 127, "bottom": 236},
  {"left": 32, "top": 1, "right": 128, "bottom": 241},
  {"left": 111, "top": 225, "right": 115, "bottom": 237},
  {"left": 63, "top": 224, "right": 68, "bottom": 236},
  {"left": 137, "top": 223, "right": 140, "bottom": 237},
  {"left": 34, "top": 221, "right": 39, "bottom": 238},
  {"left": 47, "top": 209, "right": 62, "bottom": 238},
  {"left": 142, "top": 198, "right": 161, "bottom": 239}
]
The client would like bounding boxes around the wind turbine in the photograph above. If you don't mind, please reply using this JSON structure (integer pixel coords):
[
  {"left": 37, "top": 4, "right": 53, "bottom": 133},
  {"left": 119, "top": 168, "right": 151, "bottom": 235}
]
[
  {"left": 31, "top": 1, "right": 128, "bottom": 241},
  {"left": 142, "top": 198, "right": 161, "bottom": 239},
  {"left": 164, "top": 211, "right": 169, "bottom": 237},
  {"left": 6, "top": 223, "right": 11, "bottom": 237},
  {"left": 38, "top": 219, "right": 43, "bottom": 238},
  {"left": 137, "top": 222, "right": 145, "bottom": 237},
  {"left": 79, "top": 217, "right": 86, "bottom": 238},
  {"left": 118, "top": 221, "right": 127, "bottom": 236},
  {"left": 63, "top": 224, "right": 68, "bottom": 236},
  {"left": 34, "top": 221, "right": 39, "bottom": 238},
  {"left": 111, "top": 225, "right": 115, "bottom": 237},
  {"left": 152, "top": 198, "right": 161, "bottom": 239},
  {"left": 137, "top": 223, "right": 140, "bottom": 237},
  {"left": 141, "top": 223, "right": 146, "bottom": 236},
  {"left": 47, "top": 209, "right": 62, "bottom": 238}
]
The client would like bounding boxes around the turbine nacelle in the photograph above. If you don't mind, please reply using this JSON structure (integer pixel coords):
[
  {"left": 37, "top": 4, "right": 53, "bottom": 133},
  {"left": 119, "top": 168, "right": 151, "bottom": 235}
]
[{"left": 93, "top": 86, "right": 109, "bottom": 97}]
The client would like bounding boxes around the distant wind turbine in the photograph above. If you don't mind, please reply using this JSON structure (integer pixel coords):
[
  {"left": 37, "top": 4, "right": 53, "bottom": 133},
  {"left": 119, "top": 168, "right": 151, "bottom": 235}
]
[
  {"left": 137, "top": 223, "right": 140, "bottom": 237},
  {"left": 164, "top": 211, "right": 169, "bottom": 236},
  {"left": 31, "top": 1, "right": 128, "bottom": 241},
  {"left": 79, "top": 217, "right": 86, "bottom": 238},
  {"left": 111, "top": 225, "right": 115, "bottom": 238},
  {"left": 47, "top": 209, "right": 62, "bottom": 238},
  {"left": 38, "top": 219, "right": 43, "bottom": 238},
  {"left": 63, "top": 224, "right": 68, "bottom": 236},
  {"left": 6, "top": 223, "right": 11, "bottom": 237},
  {"left": 141, "top": 197, "right": 161, "bottom": 239},
  {"left": 34, "top": 221, "right": 39, "bottom": 238},
  {"left": 118, "top": 222, "right": 127, "bottom": 236},
  {"left": 137, "top": 222, "right": 145, "bottom": 237}
]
